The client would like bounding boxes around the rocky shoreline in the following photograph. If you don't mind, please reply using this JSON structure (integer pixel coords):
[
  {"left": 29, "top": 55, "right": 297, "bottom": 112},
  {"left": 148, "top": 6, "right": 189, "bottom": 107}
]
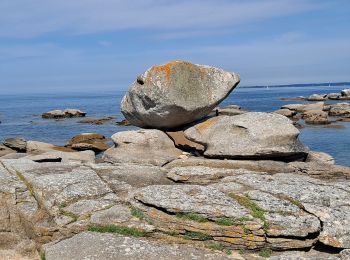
[{"left": 1, "top": 61, "right": 350, "bottom": 260}]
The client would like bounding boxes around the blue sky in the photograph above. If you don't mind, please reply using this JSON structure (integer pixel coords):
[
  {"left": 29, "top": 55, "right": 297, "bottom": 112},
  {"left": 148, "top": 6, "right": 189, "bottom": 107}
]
[{"left": 1, "top": 0, "right": 350, "bottom": 93}]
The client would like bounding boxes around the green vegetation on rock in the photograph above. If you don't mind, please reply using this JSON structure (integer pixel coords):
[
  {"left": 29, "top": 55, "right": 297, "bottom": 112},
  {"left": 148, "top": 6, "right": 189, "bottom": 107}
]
[
  {"left": 88, "top": 224, "right": 146, "bottom": 237},
  {"left": 183, "top": 231, "right": 212, "bottom": 241},
  {"left": 130, "top": 206, "right": 144, "bottom": 220},
  {"left": 259, "top": 248, "right": 272, "bottom": 258},
  {"left": 215, "top": 216, "right": 250, "bottom": 226},
  {"left": 229, "top": 193, "right": 270, "bottom": 230}
]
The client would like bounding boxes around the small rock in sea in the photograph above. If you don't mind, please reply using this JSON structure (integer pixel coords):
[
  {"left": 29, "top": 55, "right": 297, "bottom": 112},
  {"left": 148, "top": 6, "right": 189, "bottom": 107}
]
[
  {"left": 324, "top": 124, "right": 346, "bottom": 129},
  {"left": 184, "top": 112, "right": 308, "bottom": 161},
  {"left": 328, "top": 103, "right": 350, "bottom": 117},
  {"left": 78, "top": 117, "right": 114, "bottom": 125},
  {"left": 3, "top": 137, "right": 27, "bottom": 152},
  {"left": 121, "top": 60, "right": 240, "bottom": 129},
  {"left": 341, "top": 89, "right": 350, "bottom": 97},
  {"left": 306, "top": 94, "right": 327, "bottom": 101},
  {"left": 301, "top": 110, "right": 330, "bottom": 125},
  {"left": 279, "top": 96, "right": 306, "bottom": 101},
  {"left": 327, "top": 93, "right": 341, "bottom": 100},
  {"left": 42, "top": 109, "right": 86, "bottom": 119},
  {"left": 215, "top": 105, "right": 247, "bottom": 116}
]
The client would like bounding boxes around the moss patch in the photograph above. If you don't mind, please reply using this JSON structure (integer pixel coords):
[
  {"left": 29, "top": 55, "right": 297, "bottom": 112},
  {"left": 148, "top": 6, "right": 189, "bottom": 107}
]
[
  {"left": 176, "top": 212, "right": 208, "bottom": 223},
  {"left": 88, "top": 224, "right": 146, "bottom": 237},
  {"left": 130, "top": 207, "right": 144, "bottom": 220},
  {"left": 229, "top": 193, "right": 270, "bottom": 230},
  {"left": 215, "top": 216, "right": 250, "bottom": 226},
  {"left": 62, "top": 211, "right": 79, "bottom": 221},
  {"left": 183, "top": 231, "right": 212, "bottom": 241}
]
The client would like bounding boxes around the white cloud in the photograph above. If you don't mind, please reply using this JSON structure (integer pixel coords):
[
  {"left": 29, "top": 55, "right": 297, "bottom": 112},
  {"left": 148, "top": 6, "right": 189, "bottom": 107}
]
[{"left": 0, "top": 0, "right": 320, "bottom": 38}]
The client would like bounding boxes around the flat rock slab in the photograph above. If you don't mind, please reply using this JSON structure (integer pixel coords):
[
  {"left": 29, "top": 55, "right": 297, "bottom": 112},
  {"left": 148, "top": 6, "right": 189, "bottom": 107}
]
[
  {"left": 133, "top": 185, "right": 250, "bottom": 219},
  {"left": 103, "top": 130, "right": 182, "bottom": 166},
  {"left": 44, "top": 232, "right": 234, "bottom": 260},
  {"left": 121, "top": 60, "right": 240, "bottom": 129},
  {"left": 184, "top": 112, "right": 308, "bottom": 161}
]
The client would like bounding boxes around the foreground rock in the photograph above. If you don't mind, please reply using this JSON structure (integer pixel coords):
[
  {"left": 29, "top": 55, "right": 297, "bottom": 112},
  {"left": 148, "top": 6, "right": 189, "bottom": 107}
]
[
  {"left": 103, "top": 130, "right": 183, "bottom": 166},
  {"left": 329, "top": 103, "right": 350, "bottom": 117},
  {"left": 42, "top": 109, "right": 86, "bottom": 119},
  {"left": 121, "top": 60, "right": 240, "bottom": 129},
  {"left": 184, "top": 112, "right": 308, "bottom": 161},
  {"left": 44, "top": 232, "right": 234, "bottom": 260}
]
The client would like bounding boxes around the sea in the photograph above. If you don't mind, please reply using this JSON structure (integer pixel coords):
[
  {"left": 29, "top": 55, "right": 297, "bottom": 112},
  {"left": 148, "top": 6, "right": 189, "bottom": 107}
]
[{"left": 0, "top": 84, "right": 349, "bottom": 166}]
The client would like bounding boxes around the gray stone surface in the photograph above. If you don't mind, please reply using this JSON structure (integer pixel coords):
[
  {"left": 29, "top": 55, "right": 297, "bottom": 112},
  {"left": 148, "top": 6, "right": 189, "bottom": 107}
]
[
  {"left": 184, "top": 113, "right": 308, "bottom": 160},
  {"left": 306, "top": 151, "right": 335, "bottom": 165},
  {"left": 0, "top": 145, "right": 16, "bottom": 157},
  {"left": 341, "top": 89, "right": 350, "bottom": 97},
  {"left": 23, "top": 150, "right": 95, "bottom": 163},
  {"left": 103, "top": 130, "right": 182, "bottom": 166},
  {"left": 44, "top": 232, "right": 235, "bottom": 260},
  {"left": 121, "top": 60, "right": 240, "bottom": 129}
]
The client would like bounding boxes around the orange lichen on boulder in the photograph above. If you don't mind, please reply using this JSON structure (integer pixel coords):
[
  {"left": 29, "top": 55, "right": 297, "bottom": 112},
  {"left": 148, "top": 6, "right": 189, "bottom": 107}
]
[{"left": 149, "top": 60, "right": 196, "bottom": 82}]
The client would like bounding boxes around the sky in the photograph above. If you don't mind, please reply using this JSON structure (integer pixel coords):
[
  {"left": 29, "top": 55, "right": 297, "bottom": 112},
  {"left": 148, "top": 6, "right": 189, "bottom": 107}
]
[{"left": 1, "top": 0, "right": 350, "bottom": 94}]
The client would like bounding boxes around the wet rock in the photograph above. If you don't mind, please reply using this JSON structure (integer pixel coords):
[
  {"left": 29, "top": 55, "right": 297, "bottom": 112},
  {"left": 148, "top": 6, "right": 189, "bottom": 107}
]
[
  {"left": 103, "top": 130, "right": 182, "bottom": 166},
  {"left": 44, "top": 232, "right": 233, "bottom": 260},
  {"left": 302, "top": 110, "right": 330, "bottom": 125},
  {"left": 307, "top": 94, "right": 327, "bottom": 101},
  {"left": 121, "top": 60, "right": 240, "bottom": 129},
  {"left": 184, "top": 113, "right": 308, "bottom": 161},
  {"left": 329, "top": 103, "right": 350, "bottom": 117},
  {"left": 274, "top": 109, "right": 297, "bottom": 117},
  {"left": 78, "top": 117, "right": 114, "bottom": 125},
  {"left": 166, "top": 131, "right": 205, "bottom": 152},
  {"left": 3, "top": 138, "right": 27, "bottom": 152}
]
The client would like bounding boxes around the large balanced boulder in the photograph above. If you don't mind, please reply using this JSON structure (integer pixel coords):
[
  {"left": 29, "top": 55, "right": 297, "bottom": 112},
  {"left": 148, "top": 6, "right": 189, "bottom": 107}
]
[
  {"left": 184, "top": 112, "right": 308, "bottom": 161},
  {"left": 121, "top": 60, "right": 240, "bottom": 129},
  {"left": 103, "top": 129, "right": 183, "bottom": 166}
]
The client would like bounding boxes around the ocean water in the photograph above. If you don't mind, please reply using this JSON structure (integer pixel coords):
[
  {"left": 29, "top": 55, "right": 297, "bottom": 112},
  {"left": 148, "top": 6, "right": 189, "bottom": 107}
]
[{"left": 0, "top": 85, "right": 349, "bottom": 166}]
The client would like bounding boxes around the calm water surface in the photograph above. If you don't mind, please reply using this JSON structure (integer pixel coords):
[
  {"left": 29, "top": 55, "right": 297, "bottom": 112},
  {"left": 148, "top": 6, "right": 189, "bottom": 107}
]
[{"left": 0, "top": 85, "right": 349, "bottom": 166}]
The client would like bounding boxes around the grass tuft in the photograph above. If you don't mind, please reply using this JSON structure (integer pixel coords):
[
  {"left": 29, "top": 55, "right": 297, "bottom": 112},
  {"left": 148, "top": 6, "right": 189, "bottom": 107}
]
[
  {"left": 88, "top": 224, "right": 146, "bottom": 237},
  {"left": 183, "top": 231, "right": 212, "bottom": 241},
  {"left": 58, "top": 202, "right": 67, "bottom": 209},
  {"left": 130, "top": 207, "right": 144, "bottom": 220},
  {"left": 258, "top": 248, "right": 272, "bottom": 258},
  {"left": 40, "top": 252, "right": 46, "bottom": 260},
  {"left": 176, "top": 212, "right": 208, "bottom": 223}
]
